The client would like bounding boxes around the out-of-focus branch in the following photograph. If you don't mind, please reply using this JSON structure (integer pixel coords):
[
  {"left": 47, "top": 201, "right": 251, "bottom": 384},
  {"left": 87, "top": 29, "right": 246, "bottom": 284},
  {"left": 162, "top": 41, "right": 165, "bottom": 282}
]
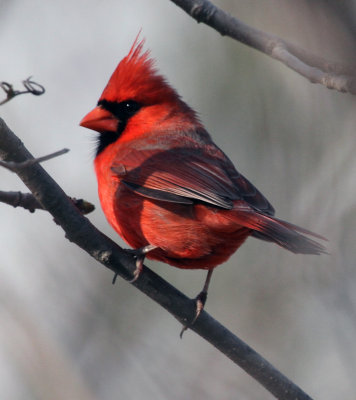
[
  {"left": 0, "top": 191, "right": 95, "bottom": 215},
  {"left": 0, "top": 147, "right": 94, "bottom": 214},
  {"left": 169, "top": 0, "right": 356, "bottom": 95},
  {"left": 0, "top": 77, "right": 45, "bottom": 105},
  {"left": 0, "top": 117, "right": 313, "bottom": 400}
]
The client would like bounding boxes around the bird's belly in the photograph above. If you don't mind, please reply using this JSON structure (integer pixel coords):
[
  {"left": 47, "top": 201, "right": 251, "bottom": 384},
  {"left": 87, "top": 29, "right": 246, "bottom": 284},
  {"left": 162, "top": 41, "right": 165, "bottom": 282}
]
[{"left": 112, "top": 185, "right": 250, "bottom": 269}]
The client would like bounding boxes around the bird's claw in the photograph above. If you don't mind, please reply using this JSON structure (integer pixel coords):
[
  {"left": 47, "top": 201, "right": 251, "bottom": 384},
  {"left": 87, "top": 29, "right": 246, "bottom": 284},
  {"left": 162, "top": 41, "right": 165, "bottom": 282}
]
[
  {"left": 112, "top": 273, "right": 119, "bottom": 285},
  {"left": 111, "top": 244, "right": 157, "bottom": 284},
  {"left": 127, "top": 257, "right": 144, "bottom": 283},
  {"left": 126, "top": 244, "right": 157, "bottom": 283},
  {"left": 180, "top": 290, "right": 208, "bottom": 338}
]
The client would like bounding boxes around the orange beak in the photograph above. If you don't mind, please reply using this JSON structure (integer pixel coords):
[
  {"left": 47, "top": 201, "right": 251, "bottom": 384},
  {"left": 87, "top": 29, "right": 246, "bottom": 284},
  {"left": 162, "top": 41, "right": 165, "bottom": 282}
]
[{"left": 80, "top": 106, "right": 118, "bottom": 133}]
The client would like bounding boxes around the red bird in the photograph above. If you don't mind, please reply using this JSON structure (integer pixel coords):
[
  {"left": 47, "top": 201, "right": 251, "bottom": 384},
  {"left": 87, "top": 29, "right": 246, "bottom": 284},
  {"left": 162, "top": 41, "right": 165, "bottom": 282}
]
[{"left": 80, "top": 38, "right": 326, "bottom": 324}]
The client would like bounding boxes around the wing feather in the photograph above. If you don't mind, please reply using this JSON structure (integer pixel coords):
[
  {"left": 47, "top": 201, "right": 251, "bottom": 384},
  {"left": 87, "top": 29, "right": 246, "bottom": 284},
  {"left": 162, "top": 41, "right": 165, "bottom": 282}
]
[{"left": 112, "top": 136, "right": 274, "bottom": 214}]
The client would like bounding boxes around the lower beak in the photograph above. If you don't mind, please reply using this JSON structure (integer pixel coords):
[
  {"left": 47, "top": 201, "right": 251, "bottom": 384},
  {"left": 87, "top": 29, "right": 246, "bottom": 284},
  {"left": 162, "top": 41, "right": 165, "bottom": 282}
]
[{"left": 80, "top": 106, "right": 118, "bottom": 133}]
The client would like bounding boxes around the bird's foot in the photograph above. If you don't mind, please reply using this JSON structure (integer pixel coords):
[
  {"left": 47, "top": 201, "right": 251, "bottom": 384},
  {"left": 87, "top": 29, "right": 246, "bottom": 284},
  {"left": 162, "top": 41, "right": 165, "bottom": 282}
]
[
  {"left": 112, "top": 244, "right": 157, "bottom": 284},
  {"left": 127, "top": 244, "right": 157, "bottom": 283},
  {"left": 180, "top": 290, "right": 208, "bottom": 338}
]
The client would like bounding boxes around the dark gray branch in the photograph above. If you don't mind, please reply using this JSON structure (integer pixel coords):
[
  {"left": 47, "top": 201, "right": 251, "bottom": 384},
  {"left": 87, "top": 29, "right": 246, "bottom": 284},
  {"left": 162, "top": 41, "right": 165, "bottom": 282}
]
[
  {"left": 0, "top": 147, "right": 94, "bottom": 214},
  {"left": 0, "top": 117, "right": 313, "bottom": 400},
  {"left": 170, "top": 0, "right": 356, "bottom": 94},
  {"left": 0, "top": 191, "right": 95, "bottom": 215},
  {"left": 0, "top": 77, "right": 45, "bottom": 105}
]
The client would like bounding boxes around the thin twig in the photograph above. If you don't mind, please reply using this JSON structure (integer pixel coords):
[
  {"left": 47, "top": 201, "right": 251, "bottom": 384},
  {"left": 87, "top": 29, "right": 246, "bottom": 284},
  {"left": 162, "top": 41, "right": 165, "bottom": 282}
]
[
  {"left": 169, "top": 0, "right": 356, "bottom": 94},
  {"left": 0, "top": 77, "right": 45, "bottom": 105},
  {"left": 0, "top": 116, "right": 314, "bottom": 399},
  {"left": 0, "top": 148, "right": 69, "bottom": 172}
]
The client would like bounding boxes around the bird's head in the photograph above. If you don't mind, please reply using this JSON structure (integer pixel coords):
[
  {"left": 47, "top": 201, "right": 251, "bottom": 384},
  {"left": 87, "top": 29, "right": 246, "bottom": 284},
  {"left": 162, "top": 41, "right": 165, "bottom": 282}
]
[{"left": 80, "top": 36, "right": 197, "bottom": 155}]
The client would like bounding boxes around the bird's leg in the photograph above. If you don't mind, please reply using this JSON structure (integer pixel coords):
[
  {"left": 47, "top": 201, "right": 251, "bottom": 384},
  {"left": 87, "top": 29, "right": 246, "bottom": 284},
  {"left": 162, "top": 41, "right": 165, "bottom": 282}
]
[
  {"left": 194, "top": 268, "right": 213, "bottom": 322},
  {"left": 128, "top": 244, "right": 157, "bottom": 282},
  {"left": 112, "top": 244, "right": 157, "bottom": 284},
  {"left": 180, "top": 269, "right": 213, "bottom": 338}
]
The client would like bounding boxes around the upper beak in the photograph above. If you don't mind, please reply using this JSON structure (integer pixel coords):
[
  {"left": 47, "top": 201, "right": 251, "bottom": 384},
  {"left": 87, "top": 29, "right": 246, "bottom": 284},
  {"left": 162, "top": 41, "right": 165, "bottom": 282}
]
[{"left": 80, "top": 106, "right": 118, "bottom": 133}]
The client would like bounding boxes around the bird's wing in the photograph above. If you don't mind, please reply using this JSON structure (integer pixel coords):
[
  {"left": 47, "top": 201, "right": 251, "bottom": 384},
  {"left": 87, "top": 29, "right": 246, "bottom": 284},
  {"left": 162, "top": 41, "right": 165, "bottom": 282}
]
[{"left": 112, "top": 144, "right": 274, "bottom": 214}]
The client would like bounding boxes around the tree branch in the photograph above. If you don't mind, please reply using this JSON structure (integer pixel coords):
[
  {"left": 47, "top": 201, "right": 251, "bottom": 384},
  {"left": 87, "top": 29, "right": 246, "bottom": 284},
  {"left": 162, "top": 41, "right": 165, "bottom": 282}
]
[
  {"left": 0, "top": 147, "right": 94, "bottom": 214},
  {"left": 169, "top": 0, "right": 356, "bottom": 95},
  {"left": 0, "top": 77, "right": 45, "bottom": 105},
  {"left": 0, "top": 117, "right": 313, "bottom": 400},
  {"left": 0, "top": 148, "right": 69, "bottom": 172},
  {"left": 0, "top": 191, "right": 95, "bottom": 214}
]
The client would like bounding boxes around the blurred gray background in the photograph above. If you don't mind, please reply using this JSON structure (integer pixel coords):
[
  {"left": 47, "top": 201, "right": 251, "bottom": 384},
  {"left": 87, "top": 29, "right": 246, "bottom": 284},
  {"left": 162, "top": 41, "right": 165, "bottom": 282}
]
[{"left": 0, "top": 0, "right": 355, "bottom": 399}]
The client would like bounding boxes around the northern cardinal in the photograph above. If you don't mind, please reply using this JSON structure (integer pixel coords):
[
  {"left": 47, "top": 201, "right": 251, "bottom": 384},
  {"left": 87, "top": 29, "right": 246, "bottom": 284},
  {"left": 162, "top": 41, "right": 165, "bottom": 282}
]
[{"left": 80, "top": 37, "right": 326, "bottom": 326}]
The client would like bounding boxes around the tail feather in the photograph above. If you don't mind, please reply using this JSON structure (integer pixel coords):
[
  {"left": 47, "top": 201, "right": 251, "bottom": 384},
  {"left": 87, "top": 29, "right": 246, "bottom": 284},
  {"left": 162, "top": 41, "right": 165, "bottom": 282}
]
[{"left": 227, "top": 209, "right": 327, "bottom": 255}]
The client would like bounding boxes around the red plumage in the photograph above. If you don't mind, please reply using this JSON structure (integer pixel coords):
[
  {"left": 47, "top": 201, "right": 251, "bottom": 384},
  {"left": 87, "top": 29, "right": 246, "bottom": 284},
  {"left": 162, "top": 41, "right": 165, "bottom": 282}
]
[{"left": 80, "top": 37, "right": 326, "bottom": 293}]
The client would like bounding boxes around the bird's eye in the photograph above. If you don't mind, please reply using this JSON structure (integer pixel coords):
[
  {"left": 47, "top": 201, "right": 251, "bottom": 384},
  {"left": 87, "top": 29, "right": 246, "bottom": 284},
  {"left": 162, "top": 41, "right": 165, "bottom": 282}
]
[
  {"left": 121, "top": 100, "right": 141, "bottom": 116},
  {"left": 97, "top": 99, "right": 141, "bottom": 120}
]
